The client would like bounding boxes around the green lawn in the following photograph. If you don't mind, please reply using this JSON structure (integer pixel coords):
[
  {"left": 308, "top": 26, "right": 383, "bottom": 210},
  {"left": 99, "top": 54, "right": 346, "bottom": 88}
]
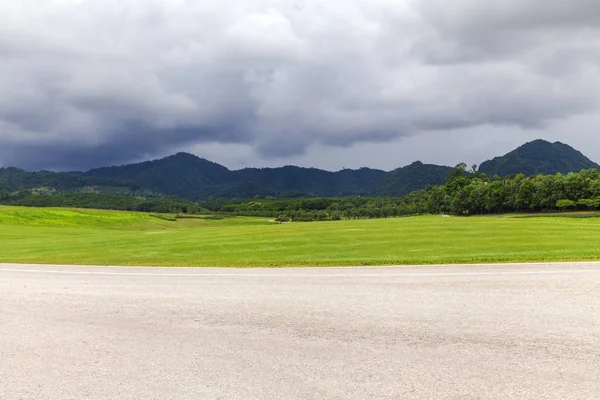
[{"left": 1, "top": 206, "right": 600, "bottom": 267}]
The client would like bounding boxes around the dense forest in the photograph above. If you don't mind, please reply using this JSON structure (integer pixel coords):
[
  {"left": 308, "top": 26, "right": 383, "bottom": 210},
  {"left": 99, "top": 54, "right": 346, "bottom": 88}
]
[
  {"left": 200, "top": 165, "right": 600, "bottom": 221},
  {"left": 421, "top": 165, "right": 600, "bottom": 215}
]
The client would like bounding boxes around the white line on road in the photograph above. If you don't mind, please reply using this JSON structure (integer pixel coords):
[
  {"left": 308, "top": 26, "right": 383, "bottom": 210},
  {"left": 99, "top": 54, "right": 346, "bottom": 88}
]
[{"left": 1, "top": 268, "right": 599, "bottom": 277}]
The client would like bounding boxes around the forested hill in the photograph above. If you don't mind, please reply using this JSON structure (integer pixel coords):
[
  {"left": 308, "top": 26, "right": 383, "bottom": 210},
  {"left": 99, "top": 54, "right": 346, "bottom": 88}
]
[
  {"left": 375, "top": 162, "right": 452, "bottom": 196},
  {"left": 82, "top": 153, "right": 233, "bottom": 200},
  {"left": 224, "top": 166, "right": 386, "bottom": 198},
  {"left": 0, "top": 154, "right": 390, "bottom": 199},
  {"left": 0, "top": 167, "right": 149, "bottom": 195},
  {"left": 2, "top": 139, "right": 600, "bottom": 201},
  {"left": 479, "top": 140, "right": 600, "bottom": 176},
  {"left": 84, "top": 153, "right": 388, "bottom": 199}
]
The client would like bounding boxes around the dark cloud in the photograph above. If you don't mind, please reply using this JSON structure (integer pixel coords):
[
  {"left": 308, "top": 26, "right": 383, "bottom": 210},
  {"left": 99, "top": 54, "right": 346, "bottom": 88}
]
[
  {"left": 1, "top": 121, "right": 254, "bottom": 171},
  {"left": 0, "top": 0, "right": 599, "bottom": 170}
]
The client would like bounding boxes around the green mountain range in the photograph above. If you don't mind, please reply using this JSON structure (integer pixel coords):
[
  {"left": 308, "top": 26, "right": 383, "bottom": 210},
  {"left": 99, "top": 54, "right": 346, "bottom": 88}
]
[
  {"left": 82, "top": 154, "right": 387, "bottom": 199},
  {"left": 1, "top": 139, "right": 599, "bottom": 200}
]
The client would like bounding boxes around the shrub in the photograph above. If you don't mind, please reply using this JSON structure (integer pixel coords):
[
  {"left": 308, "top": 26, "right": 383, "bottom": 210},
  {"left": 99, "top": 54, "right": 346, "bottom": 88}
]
[
  {"left": 276, "top": 215, "right": 290, "bottom": 223},
  {"left": 149, "top": 213, "right": 177, "bottom": 221}
]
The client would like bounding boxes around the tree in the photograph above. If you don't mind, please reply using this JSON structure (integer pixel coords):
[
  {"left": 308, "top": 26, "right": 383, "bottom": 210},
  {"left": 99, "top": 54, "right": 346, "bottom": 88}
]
[
  {"left": 276, "top": 215, "right": 290, "bottom": 223},
  {"left": 556, "top": 199, "right": 576, "bottom": 212},
  {"left": 247, "top": 201, "right": 263, "bottom": 210},
  {"left": 485, "top": 181, "right": 506, "bottom": 213},
  {"left": 467, "top": 182, "right": 486, "bottom": 215},
  {"left": 425, "top": 186, "right": 446, "bottom": 214},
  {"left": 577, "top": 198, "right": 600, "bottom": 211},
  {"left": 450, "top": 185, "right": 471, "bottom": 215},
  {"left": 0, "top": 189, "right": 10, "bottom": 202},
  {"left": 446, "top": 163, "right": 469, "bottom": 195},
  {"left": 515, "top": 179, "right": 536, "bottom": 211}
]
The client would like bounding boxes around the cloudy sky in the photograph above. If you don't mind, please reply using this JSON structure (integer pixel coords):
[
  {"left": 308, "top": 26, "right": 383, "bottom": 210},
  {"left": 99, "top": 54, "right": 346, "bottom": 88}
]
[{"left": 1, "top": 0, "right": 600, "bottom": 171}]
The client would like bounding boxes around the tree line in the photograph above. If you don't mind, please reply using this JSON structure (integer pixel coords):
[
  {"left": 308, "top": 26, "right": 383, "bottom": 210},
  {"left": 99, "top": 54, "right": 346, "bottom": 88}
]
[
  {"left": 425, "top": 164, "right": 600, "bottom": 215},
  {"left": 201, "top": 165, "right": 600, "bottom": 220},
  {"left": 0, "top": 190, "right": 207, "bottom": 214}
]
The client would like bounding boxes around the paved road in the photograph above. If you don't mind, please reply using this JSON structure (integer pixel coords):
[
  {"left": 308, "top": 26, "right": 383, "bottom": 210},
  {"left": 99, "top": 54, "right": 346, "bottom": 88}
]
[{"left": 1, "top": 263, "right": 599, "bottom": 399}]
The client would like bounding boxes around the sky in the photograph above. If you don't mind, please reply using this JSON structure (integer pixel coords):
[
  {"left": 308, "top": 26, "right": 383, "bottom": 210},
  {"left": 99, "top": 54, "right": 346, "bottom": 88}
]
[{"left": 1, "top": 0, "right": 600, "bottom": 172}]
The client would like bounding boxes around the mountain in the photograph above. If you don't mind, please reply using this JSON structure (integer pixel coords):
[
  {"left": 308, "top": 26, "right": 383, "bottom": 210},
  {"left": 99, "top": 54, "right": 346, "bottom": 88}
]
[
  {"left": 230, "top": 166, "right": 386, "bottom": 197},
  {"left": 84, "top": 153, "right": 387, "bottom": 199},
  {"left": 83, "top": 152, "right": 233, "bottom": 200},
  {"left": 479, "top": 140, "right": 600, "bottom": 177},
  {"left": 4, "top": 139, "right": 600, "bottom": 201},
  {"left": 375, "top": 162, "right": 453, "bottom": 196}
]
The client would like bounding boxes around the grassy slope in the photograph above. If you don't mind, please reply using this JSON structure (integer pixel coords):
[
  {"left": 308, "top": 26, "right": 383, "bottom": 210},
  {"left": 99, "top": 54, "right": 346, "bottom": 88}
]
[{"left": 2, "top": 206, "right": 600, "bottom": 267}]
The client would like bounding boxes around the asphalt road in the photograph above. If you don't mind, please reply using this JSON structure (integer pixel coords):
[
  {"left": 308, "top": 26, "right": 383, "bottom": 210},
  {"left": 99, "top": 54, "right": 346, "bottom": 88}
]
[{"left": 1, "top": 263, "right": 599, "bottom": 400}]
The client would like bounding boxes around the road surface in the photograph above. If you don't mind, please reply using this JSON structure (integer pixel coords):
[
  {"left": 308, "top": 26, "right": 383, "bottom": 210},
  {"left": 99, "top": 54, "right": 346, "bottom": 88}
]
[{"left": 1, "top": 263, "right": 599, "bottom": 399}]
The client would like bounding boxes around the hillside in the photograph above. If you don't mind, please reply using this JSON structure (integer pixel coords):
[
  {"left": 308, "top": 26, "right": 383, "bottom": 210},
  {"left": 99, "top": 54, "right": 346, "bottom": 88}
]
[
  {"left": 375, "top": 162, "right": 452, "bottom": 196},
  {"left": 479, "top": 140, "right": 600, "bottom": 176},
  {"left": 84, "top": 153, "right": 387, "bottom": 199},
  {"left": 0, "top": 155, "right": 392, "bottom": 200},
  {"left": 230, "top": 166, "right": 386, "bottom": 197},
  {"left": 0, "top": 167, "right": 147, "bottom": 195},
  {"left": 84, "top": 152, "right": 233, "bottom": 200}
]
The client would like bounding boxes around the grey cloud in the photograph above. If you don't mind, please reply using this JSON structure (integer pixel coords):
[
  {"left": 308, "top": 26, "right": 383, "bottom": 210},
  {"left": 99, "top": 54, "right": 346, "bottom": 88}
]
[
  {"left": 416, "top": 0, "right": 600, "bottom": 33},
  {"left": 0, "top": 0, "right": 599, "bottom": 170},
  {"left": 414, "top": 0, "right": 600, "bottom": 63},
  {"left": 1, "top": 121, "right": 254, "bottom": 171}
]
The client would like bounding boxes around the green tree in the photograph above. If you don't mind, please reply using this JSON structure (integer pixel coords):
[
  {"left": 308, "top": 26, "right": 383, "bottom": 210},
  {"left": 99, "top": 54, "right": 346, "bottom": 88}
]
[
  {"left": 446, "top": 163, "right": 470, "bottom": 195},
  {"left": 276, "top": 215, "right": 290, "bottom": 223},
  {"left": 0, "top": 189, "right": 10, "bottom": 202},
  {"left": 577, "top": 198, "right": 600, "bottom": 211},
  {"left": 485, "top": 181, "right": 506, "bottom": 213},
  {"left": 556, "top": 199, "right": 576, "bottom": 211},
  {"left": 515, "top": 179, "right": 536, "bottom": 211}
]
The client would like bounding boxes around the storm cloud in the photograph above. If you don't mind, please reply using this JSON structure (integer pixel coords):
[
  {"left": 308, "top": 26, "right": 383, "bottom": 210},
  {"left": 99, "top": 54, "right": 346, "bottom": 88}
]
[{"left": 1, "top": 0, "right": 599, "bottom": 170}]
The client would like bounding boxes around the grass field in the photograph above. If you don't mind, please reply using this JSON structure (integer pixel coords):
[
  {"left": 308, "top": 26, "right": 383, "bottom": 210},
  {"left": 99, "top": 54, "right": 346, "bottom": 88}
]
[{"left": 1, "top": 206, "right": 600, "bottom": 267}]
